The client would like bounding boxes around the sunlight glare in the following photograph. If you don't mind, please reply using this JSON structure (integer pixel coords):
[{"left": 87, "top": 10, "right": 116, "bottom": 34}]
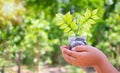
[{"left": 2, "top": 2, "right": 15, "bottom": 15}]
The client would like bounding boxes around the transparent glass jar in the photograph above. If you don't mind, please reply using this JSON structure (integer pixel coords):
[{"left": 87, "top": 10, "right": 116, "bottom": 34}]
[{"left": 68, "top": 36, "right": 87, "bottom": 50}]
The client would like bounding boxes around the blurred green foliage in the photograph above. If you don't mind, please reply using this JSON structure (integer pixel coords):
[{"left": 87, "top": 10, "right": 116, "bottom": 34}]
[{"left": 0, "top": 0, "right": 120, "bottom": 69}]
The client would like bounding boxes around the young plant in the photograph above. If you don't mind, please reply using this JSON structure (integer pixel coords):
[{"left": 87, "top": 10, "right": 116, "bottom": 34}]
[{"left": 55, "top": 9, "right": 99, "bottom": 49}]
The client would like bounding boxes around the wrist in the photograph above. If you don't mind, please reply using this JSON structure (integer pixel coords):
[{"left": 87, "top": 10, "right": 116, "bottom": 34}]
[{"left": 93, "top": 56, "right": 118, "bottom": 73}]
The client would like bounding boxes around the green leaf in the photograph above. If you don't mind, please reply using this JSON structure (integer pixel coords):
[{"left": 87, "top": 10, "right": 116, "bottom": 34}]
[
  {"left": 64, "top": 27, "right": 71, "bottom": 32},
  {"left": 56, "top": 13, "right": 63, "bottom": 18},
  {"left": 87, "top": 19, "right": 96, "bottom": 24},
  {"left": 60, "top": 24, "right": 68, "bottom": 29},
  {"left": 56, "top": 13, "right": 65, "bottom": 25},
  {"left": 68, "top": 31, "right": 74, "bottom": 36},
  {"left": 64, "top": 12, "right": 73, "bottom": 24},
  {"left": 91, "top": 15, "right": 99, "bottom": 20},
  {"left": 56, "top": 20, "right": 64, "bottom": 25},
  {"left": 70, "top": 22, "right": 77, "bottom": 30},
  {"left": 92, "top": 9, "right": 98, "bottom": 15},
  {"left": 79, "top": 15, "right": 85, "bottom": 24},
  {"left": 85, "top": 9, "right": 91, "bottom": 18}
]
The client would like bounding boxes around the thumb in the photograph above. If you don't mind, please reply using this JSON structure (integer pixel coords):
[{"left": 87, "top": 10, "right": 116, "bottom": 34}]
[{"left": 72, "top": 45, "right": 87, "bottom": 52}]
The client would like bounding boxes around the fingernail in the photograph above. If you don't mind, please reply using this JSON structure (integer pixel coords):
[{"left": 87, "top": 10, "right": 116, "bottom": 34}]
[{"left": 62, "top": 48, "right": 66, "bottom": 52}]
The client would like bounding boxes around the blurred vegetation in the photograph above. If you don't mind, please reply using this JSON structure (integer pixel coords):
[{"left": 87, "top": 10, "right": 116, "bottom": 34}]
[{"left": 0, "top": 0, "right": 120, "bottom": 70}]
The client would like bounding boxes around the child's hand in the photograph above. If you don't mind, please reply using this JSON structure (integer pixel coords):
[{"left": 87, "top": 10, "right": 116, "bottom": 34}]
[
  {"left": 61, "top": 45, "right": 106, "bottom": 67},
  {"left": 60, "top": 45, "right": 119, "bottom": 73}
]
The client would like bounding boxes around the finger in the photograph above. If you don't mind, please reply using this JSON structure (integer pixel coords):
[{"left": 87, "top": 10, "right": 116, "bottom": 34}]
[
  {"left": 62, "top": 53, "right": 76, "bottom": 63},
  {"left": 62, "top": 48, "right": 79, "bottom": 58},
  {"left": 63, "top": 53, "right": 76, "bottom": 61},
  {"left": 72, "top": 45, "right": 88, "bottom": 52},
  {"left": 62, "top": 53, "right": 80, "bottom": 66},
  {"left": 60, "top": 45, "right": 69, "bottom": 49}
]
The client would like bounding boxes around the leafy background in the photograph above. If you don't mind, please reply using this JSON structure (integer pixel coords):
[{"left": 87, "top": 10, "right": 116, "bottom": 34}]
[{"left": 0, "top": 0, "right": 120, "bottom": 72}]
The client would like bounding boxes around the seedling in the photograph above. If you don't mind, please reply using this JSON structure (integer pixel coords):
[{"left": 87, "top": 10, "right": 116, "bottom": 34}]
[{"left": 55, "top": 9, "right": 99, "bottom": 50}]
